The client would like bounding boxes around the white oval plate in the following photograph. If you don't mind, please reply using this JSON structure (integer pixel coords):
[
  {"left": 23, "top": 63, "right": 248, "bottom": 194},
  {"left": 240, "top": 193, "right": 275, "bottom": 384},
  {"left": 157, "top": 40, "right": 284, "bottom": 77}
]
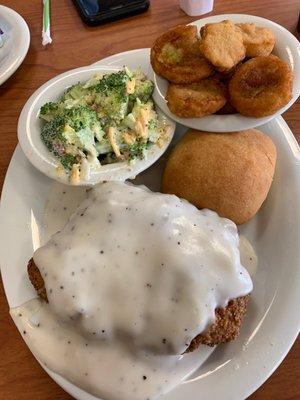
[
  {"left": 0, "top": 5, "right": 30, "bottom": 85},
  {"left": 152, "top": 14, "right": 300, "bottom": 132},
  {"left": 18, "top": 65, "right": 175, "bottom": 186},
  {"left": 1, "top": 49, "right": 300, "bottom": 400}
]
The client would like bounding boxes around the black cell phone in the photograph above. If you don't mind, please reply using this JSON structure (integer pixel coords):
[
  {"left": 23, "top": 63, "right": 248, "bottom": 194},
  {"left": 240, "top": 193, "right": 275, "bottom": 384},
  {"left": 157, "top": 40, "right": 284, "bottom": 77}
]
[{"left": 73, "top": 0, "right": 150, "bottom": 26}]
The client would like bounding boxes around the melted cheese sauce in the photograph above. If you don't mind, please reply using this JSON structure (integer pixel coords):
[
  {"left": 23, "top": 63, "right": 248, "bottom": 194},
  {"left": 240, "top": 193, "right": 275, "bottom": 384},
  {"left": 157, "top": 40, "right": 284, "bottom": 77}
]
[{"left": 10, "top": 182, "right": 253, "bottom": 400}]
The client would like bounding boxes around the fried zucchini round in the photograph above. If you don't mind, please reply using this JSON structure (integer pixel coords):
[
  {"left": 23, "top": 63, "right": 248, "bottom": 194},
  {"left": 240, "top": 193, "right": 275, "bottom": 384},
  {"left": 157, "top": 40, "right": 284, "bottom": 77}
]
[
  {"left": 150, "top": 25, "right": 213, "bottom": 84},
  {"left": 229, "top": 55, "right": 293, "bottom": 117},
  {"left": 166, "top": 77, "right": 227, "bottom": 118},
  {"left": 236, "top": 23, "right": 275, "bottom": 57},
  {"left": 199, "top": 20, "right": 246, "bottom": 72}
]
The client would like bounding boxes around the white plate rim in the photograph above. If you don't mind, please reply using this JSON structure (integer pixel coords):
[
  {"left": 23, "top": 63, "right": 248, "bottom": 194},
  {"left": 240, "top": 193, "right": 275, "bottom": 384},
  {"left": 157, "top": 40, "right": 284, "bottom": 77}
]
[
  {"left": 151, "top": 13, "right": 300, "bottom": 132},
  {"left": 1, "top": 48, "right": 300, "bottom": 400},
  {"left": 0, "top": 5, "right": 30, "bottom": 86}
]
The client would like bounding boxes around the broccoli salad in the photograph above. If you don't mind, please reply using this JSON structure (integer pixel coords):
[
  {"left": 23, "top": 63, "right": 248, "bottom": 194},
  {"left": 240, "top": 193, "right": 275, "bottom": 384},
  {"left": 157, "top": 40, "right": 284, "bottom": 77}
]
[{"left": 39, "top": 68, "right": 170, "bottom": 184}]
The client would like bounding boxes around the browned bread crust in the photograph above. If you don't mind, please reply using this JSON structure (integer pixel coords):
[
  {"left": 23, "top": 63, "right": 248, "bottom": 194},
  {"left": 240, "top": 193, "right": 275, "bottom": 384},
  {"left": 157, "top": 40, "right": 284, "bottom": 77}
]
[
  {"left": 27, "top": 258, "right": 249, "bottom": 351},
  {"left": 162, "top": 129, "right": 277, "bottom": 225}
]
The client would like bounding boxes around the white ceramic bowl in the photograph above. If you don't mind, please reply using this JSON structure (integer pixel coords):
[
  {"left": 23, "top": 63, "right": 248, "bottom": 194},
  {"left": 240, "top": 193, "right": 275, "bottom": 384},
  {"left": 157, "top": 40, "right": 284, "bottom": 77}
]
[
  {"left": 18, "top": 65, "right": 175, "bottom": 186},
  {"left": 152, "top": 14, "right": 300, "bottom": 132}
]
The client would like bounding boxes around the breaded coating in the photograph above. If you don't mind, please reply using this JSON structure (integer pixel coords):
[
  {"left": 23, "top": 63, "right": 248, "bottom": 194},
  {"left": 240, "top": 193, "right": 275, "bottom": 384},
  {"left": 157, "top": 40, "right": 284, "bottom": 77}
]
[
  {"left": 162, "top": 129, "right": 277, "bottom": 225},
  {"left": 200, "top": 20, "right": 246, "bottom": 71},
  {"left": 215, "top": 101, "right": 237, "bottom": 115},
  {"left": 27, "top": 258, "right": 250, "bottom": 351},
  {"left": 27, "top": 258, "right": 48, "bottom": 302},
  {"left": 166, "top": 77, "right": 227, "bottom": 118},
  {"left": 236, "top": 23, "right": 275, "bottom": 57},
  {"left": 186, "top": 296, "right": 250, "bottom": 350},
  {"left": 229, "top": 55, "right": 293, "bottom": 117},
  {"left": 150, "top": 25, "right": 213, "bottom": 84},
  {"left": 213, "top": 71, "right": 239, "bottom": 115}
]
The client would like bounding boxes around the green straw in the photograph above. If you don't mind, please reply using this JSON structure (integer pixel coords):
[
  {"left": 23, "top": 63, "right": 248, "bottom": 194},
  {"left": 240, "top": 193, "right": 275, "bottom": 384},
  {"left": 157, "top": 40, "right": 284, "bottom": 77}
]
[{"left": 42, "top": 0, "right": 52, "bottom": 45}]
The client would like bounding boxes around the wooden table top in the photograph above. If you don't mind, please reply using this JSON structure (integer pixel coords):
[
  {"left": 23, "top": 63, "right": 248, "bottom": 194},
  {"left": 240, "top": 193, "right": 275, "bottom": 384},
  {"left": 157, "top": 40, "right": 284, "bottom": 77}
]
[{"left": 0, "top": 1, "right": 299, "bottom": 399}]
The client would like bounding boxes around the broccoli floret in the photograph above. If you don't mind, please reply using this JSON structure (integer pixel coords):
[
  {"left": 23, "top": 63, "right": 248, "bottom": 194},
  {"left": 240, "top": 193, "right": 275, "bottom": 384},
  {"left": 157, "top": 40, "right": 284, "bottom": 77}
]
[
  {"left": 131, "top": 79, "right": 154, "bottom": 103},
  {"left": 147, "top": 119, "right": 157, "bottom": 131},
  {"left": 128, "top": 139, "right": 150, "bottom": 161},
  {"left": 63, "top": 105, "right": 99, "bottom": 131},
  {"left": 61, "top": 83, "right": 87, "bottom": 102},
  {"left": 94, "top": 91, "right": 129, "bottom": 122},
  {"left": 83, "top": 73, "right": 103, "bottom": 89},
  {"left": 41, "top": 116, "right": 66, "bottom": 156},
  {"left": 41, "top": 117, "right": 80, "bottom": 171},
  {"left": 147, "top": 118, "right": 160, "bottom": 143},
  {"left": 41, "top": 107, "right": 100, "bottom": 164},
  {"left": 91, "top": 70, "right": 131, "bottom": 121},
  {"left": 60, "top": 154, "right": 77, "bottom": 170},
  {"left": 39, "top": 102, "right": 62, "bottom": 122},
  {"left": 123, "top": 113, "right": 136, "bottom": 130},
  {"left": 93, "top": 70, "right": 130, "bottom": 94}
]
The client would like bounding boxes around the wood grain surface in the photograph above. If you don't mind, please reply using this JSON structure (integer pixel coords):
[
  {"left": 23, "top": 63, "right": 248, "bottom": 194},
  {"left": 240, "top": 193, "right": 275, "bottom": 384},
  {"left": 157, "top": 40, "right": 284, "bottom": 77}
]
[{"left": 0, "top": 0, "right": 299, "bottom": 399}]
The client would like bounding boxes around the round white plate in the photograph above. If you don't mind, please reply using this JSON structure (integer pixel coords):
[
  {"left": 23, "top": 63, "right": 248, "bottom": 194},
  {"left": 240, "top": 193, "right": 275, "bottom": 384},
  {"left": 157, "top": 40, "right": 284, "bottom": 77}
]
[
  {"left": 0, "top": 5, "right": 30, "bottom": 85},
  {"left": 18, "top": 64, "right": 175, "bottom": 185},
  {"left": 1, "top": 49, "right": 300, "bottom": 400},
  {"left": 152, "top": 14, "right": 300, "bottom": 132}
]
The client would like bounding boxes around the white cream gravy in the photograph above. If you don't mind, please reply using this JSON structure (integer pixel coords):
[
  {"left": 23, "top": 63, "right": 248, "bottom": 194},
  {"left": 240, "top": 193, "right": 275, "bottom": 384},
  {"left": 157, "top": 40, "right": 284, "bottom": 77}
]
[
  {"left": 11, "top": 299, "right": 214, "bottom": 400},
  {"left": 239, "top": 235, "right": 258, "bottom": 276},
  {"left": 10, "top": 181, "right": 253, "bottom": 400}
]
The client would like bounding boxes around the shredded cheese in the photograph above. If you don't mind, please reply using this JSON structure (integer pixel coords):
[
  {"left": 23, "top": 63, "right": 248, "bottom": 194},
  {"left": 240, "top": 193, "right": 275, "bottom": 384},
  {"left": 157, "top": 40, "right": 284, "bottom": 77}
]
[
  {"left": 134, "top": 108, "right": 151, "bottom": 138},
  {"left": 70, "top": 164, "right": 80, "bottom": 185},
  {"left": 125, "top": 78, "right": 136, "bottom": 94},
  {"left": 123, "top": 132, "right": 136, "bottom": 145},
  {"left": 108, "top": 127, "right": 121, "bottom": 158}
]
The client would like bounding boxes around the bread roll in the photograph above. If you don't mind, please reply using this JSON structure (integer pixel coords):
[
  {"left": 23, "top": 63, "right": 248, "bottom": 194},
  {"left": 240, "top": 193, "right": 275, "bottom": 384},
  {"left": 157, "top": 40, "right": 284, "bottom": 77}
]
[{"left": 162, "top": 129, "right": 276, "bottom": 224}]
